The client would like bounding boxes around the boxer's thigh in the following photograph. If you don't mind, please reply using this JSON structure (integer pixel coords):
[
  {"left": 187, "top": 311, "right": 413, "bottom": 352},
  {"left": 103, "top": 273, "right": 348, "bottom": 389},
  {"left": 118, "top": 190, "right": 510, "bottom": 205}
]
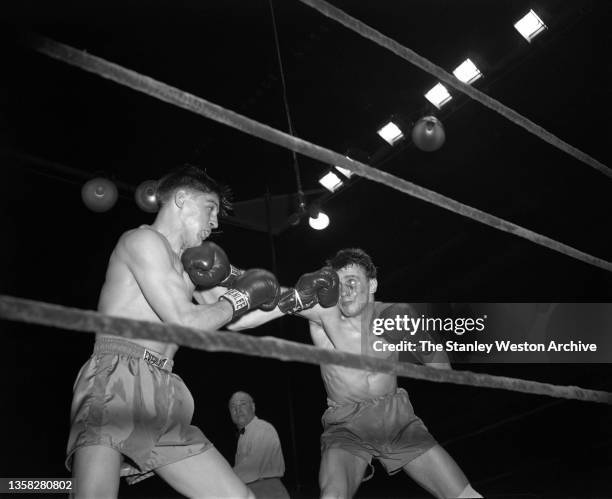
[
  {"left": 402, "top": 444, "right": 468, "bottom": 499},
  {"left": 319, "top": 447, "right": 369, "bottom": 499},
  {"left": 156, "top": 447, "right": 253, "bottom": 498}
]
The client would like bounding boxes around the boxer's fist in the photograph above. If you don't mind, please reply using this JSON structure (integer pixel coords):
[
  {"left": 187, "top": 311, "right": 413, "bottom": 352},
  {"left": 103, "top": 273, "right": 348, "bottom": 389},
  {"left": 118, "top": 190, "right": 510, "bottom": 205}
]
[
  {"left": 220, "top": 269, "right": 280, "bottom": 318},
  {"left": 278, "top": 267, "right": 339, "bottom": 314},
  {"left": 182, "top": 241, "right": 243, "bottom": 288}
]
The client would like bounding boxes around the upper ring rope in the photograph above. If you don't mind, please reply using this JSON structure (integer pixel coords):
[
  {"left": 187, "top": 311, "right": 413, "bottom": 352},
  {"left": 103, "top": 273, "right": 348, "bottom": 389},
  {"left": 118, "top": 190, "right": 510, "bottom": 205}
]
[
  {"left": 1, "top": 295, "right": 611, "bottom": 405},
  {"left": 298, "top": 0, "right": 612, "bottom": 179},
  {"left": 24, "top": 35, "right": 612, "bottom": 273}
]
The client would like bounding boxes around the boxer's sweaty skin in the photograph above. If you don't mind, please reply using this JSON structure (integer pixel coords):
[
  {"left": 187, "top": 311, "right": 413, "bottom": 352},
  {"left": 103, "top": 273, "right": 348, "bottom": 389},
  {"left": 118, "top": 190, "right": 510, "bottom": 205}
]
[
  {"left": 308, "top": 264, "right": 396, "bottom": 404},
  {"left": 97, "top": 226, "right": 192, "bottom": 359},
  {"left": 228, "top": 264, "right": 397, "bottom": 403},
  {"left": 96, "top": 191, "right": 230, "bottom": 360}
]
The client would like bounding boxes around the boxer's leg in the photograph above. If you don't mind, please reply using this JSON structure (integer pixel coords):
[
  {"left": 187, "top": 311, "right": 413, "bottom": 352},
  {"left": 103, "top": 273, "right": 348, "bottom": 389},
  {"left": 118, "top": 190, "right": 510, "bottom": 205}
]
[
  {"left": 319, "top": 447, "right": 369, "bottom": 499},
  {"left": 156, "top": 447, "right": 254, "bottom": 498},
  {"left": 72, "top": 445, "right": 121, "bottom": 499},
  {"left": 402, "top": 444, "right": 481, "bottom": 498}
]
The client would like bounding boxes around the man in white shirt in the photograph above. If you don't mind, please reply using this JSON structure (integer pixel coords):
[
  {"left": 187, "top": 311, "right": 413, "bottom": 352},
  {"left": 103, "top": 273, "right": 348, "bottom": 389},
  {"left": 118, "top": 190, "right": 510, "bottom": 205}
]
[{"left": 229, "top": 391, "right": 290, "bottom": 499}]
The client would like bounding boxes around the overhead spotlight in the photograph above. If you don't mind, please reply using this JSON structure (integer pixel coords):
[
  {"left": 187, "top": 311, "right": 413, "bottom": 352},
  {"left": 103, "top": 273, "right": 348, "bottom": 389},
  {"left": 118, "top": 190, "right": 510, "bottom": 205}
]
[
  {"left": 309, "top": 210, "right": 330, "bottom": 230},
  {"left": 335, "top": 165, "right": 354, "bottom": 179},
  {"left": 424, "top": 83, "right": 452, "bottom": 109},
  {"left": 453, "top": 58, "right": 483, "bottom": 84},
  {"left": 377, "top": 121, "right": 404, "bottom": 146},
  {"left": 337, "top": 148, "right": 369, "bottom": 176},
  {"left": 319, "top": 156, "right": 357, "bottom": 193},
  {"left": 81, "top": 177, "right": 118, "bottom": 212},
  {"left": 318, "top": 170, "right": 344, "bottom": 192},
  {"left": 514, "top": 9, "right": 547, "bottom": 42}
]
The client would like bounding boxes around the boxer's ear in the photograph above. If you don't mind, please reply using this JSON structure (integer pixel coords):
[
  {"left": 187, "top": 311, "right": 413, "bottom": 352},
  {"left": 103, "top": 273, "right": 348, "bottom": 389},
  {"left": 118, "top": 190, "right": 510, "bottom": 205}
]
[
  {"left": 369, "top": 278, "right": 378, "bottom": 295},
  {"left": 174, "top": 189, "right": 187, "bottom": 208}
]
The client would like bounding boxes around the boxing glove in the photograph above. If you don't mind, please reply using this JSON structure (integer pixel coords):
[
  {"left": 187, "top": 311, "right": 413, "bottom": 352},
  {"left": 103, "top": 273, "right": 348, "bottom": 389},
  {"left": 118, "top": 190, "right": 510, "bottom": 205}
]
[
  {"left": 278, "top": 267, "right": 339, "bottom": 314},
  {"left": 220, "top": 269, "right": 280, "bottom": 318},
  {"left": 182, "top": 241, "right": 244, "bottom": 288}
]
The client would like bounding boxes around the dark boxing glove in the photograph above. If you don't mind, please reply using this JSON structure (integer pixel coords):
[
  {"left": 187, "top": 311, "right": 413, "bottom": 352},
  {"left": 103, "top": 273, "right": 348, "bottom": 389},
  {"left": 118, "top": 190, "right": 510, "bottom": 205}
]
[
  {"left": 181, "top": 241, "right": 244, "bottom": 288},
  {"left": 277, "top": 267, "right": 339, "bottom": 314},
  {"left": 220, "top": 269, "right": 280, "bottom": 318}
]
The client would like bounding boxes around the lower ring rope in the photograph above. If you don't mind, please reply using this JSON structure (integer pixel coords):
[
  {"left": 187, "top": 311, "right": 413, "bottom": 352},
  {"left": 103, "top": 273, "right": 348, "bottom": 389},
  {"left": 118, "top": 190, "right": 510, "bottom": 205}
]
[
  {"left": 1, "top": 295, "right": 611, "bottom": 405},
  {"left": 23, "top": 35, "right": 612, "bottom": 273}
]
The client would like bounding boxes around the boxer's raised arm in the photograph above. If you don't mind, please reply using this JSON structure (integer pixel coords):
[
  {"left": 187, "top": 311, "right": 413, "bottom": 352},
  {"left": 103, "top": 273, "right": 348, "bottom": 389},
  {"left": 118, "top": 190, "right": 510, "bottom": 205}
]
[
  {"left": 123, "top": 229, "right": 234, "bottom": 331},
  {"left": 230, "top": 267, "right": 339, "bottom": 331},
  {"left": 193, "top": 286, "right": 225, "bottom": 305},
  {"left": 226, "top": 303, "right": 286, "bottom": 330},
  {"left": 227, "top": 286, "right": 325, "bottom": 331}
]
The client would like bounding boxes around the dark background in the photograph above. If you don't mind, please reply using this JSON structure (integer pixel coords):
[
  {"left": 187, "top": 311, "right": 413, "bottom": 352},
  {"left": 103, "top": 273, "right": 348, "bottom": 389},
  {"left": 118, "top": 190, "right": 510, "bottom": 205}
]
[{"left": 1, "top": 0, "right": 612, "bottom": 497}]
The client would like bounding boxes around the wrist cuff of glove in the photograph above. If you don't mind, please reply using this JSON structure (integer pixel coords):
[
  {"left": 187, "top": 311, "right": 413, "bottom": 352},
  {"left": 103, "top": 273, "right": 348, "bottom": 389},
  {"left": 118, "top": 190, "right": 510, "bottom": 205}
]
[
  {"left": 219, "top": 265, "right": 244, "bottom": 287},
  {"left": 220, "top": 289, "right": 250, "bottom": 318},
  {"left": 277, "top": 288, "right": 304, "bottom": 314}
]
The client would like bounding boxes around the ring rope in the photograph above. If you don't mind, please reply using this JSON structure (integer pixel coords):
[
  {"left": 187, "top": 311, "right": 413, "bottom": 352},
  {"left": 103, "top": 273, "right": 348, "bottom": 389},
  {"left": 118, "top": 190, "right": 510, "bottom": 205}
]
[
  {"left": 26, "top": 35, "right": 612, "bottom": 273},
  {"left": 1, "top": 295, "right": 611, "bottom": 405},
  {"left": 299, "top": 0, "right": 612, "bottom": 179}
]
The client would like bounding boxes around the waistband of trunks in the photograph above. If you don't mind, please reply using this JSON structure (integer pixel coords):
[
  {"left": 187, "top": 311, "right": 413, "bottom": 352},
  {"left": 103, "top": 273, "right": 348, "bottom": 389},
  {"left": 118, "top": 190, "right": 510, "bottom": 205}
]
[
  {"left": 326, "top": 387, "right": 406, "bottom": 409},
  {"left": 93, "top": 336, "right": 174, "bottom": 372}
]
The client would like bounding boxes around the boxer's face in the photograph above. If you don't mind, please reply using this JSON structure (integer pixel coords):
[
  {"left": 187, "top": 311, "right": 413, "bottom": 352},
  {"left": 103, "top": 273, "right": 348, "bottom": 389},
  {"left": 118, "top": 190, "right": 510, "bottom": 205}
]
[
  {"left": 180, "top": 191, "right": 220, "bottom": 248},
  {"left": 337, "top": 264, "right": 376, "bottom": 317},
  {"left": 229, "top": 392, "right": 255, "bottom": 429}
]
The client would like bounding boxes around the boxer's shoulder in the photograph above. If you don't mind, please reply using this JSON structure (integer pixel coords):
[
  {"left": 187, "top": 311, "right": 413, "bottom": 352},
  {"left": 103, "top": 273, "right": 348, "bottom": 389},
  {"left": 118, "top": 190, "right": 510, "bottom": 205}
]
[
  {"left": 117, "top": 226, "right": 173, "bottom": 265},
  {"left": 309, "top": 302, "right": 342, "bottom": 323},
  {"left": 122, "top": 226, "right": 166, "bottom": 249}
]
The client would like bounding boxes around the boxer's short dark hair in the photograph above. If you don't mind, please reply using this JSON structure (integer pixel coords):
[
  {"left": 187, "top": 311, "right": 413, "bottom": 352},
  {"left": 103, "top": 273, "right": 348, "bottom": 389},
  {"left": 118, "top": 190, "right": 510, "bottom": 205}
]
[
  {"left": 326, "top": 248, "right": 377, "bottom": 279},
  {"left": 156, "top": 165, "right": 232, "bottom": 215}
]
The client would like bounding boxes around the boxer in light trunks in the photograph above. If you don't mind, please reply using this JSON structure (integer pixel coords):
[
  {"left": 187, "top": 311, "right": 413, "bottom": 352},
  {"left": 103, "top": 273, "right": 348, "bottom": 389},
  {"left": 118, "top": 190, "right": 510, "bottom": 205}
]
[
  {"left": 230, "top": 248, "right": 482, "bottom": 498},
  {"left": 66, "top": 165, "right": 280, "bottom": 498}
]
